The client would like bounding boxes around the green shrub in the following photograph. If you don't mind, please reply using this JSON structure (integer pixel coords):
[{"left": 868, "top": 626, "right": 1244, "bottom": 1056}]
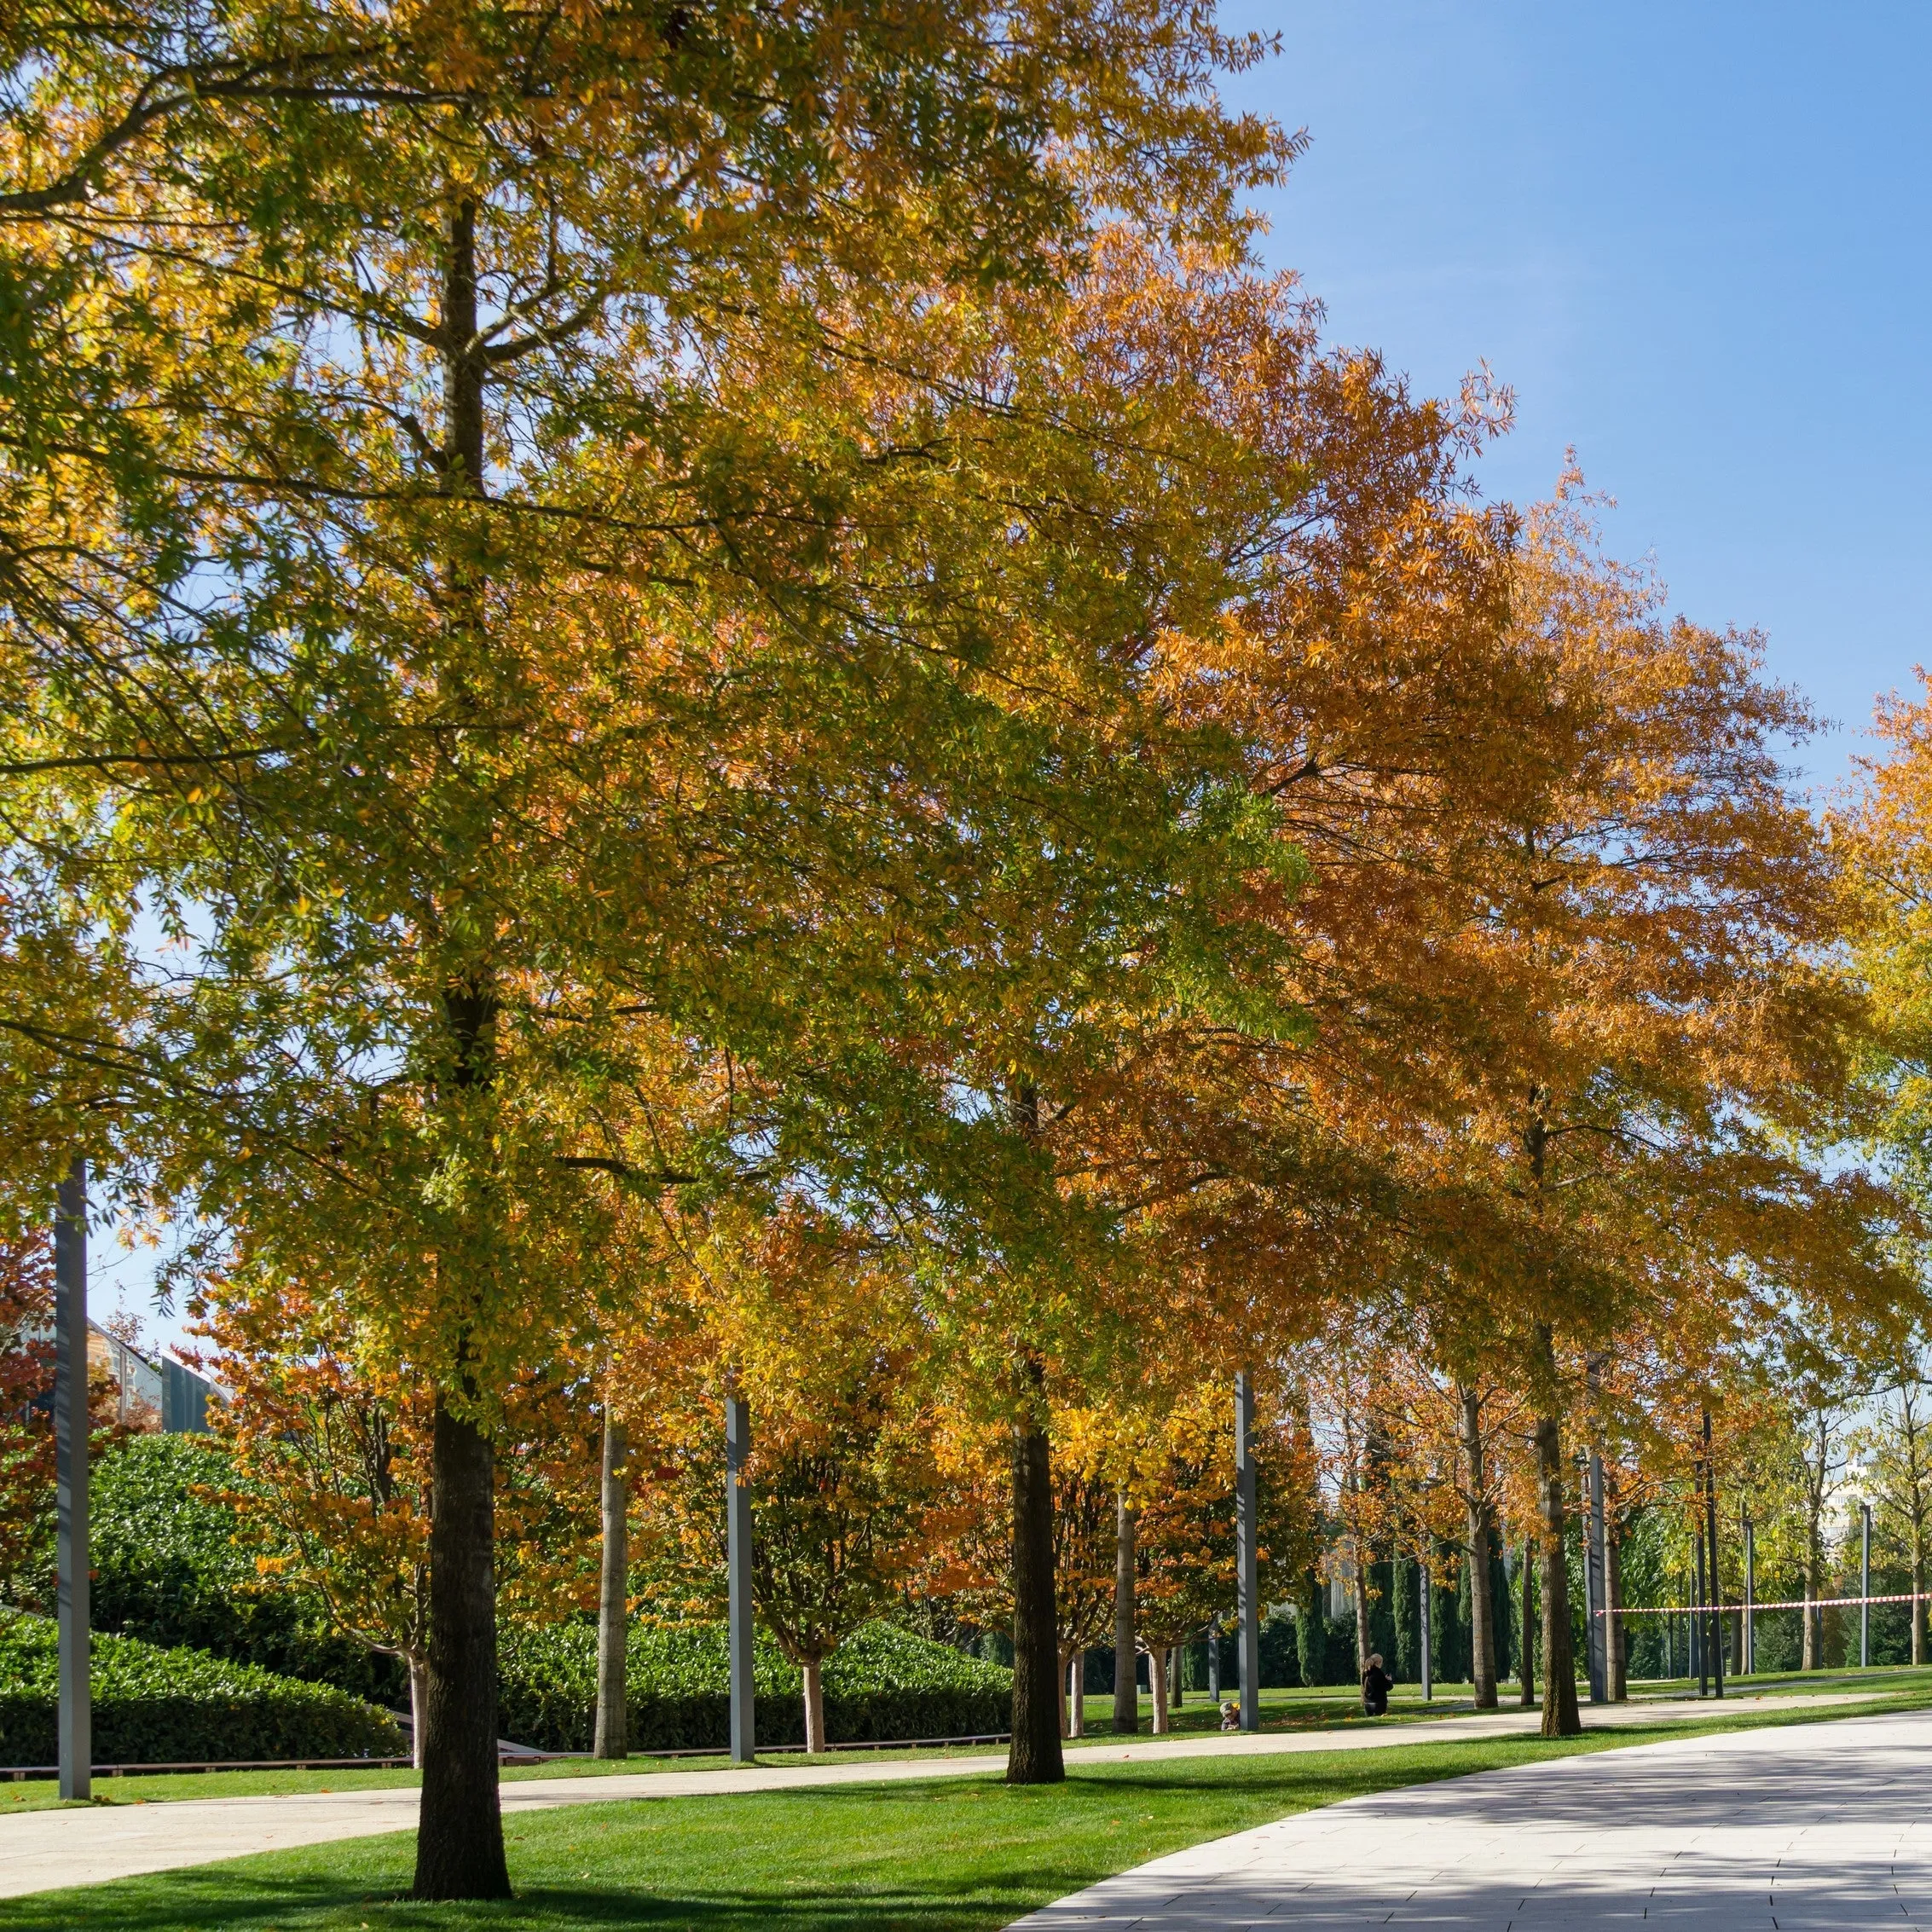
[
  {"left": 85, "top": 1434, "right": 405, "bottom": 1704},
  {"left": 0, "top": 1610, "right": 404, "bottom": 1765},
  {"left": 498, "top": 1619, "right": 1011, "bottom": 1753}
]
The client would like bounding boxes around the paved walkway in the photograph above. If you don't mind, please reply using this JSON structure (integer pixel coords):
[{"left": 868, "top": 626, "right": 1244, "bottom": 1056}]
[
  {"left": 1013, "top": 1704, "right": 1932, "bottom": 1929},
  {"left": 0, "top": 1691, "right": 1876, "bottom": 1901}
]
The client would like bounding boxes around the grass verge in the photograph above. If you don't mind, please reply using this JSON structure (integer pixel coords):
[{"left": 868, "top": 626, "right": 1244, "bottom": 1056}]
[
  {"left": 11, "top": 1687, "right": 1932, "bottom": 1932},
  {"left": 11, "top": 1664, "right": 1918, "bottom": 1816}
]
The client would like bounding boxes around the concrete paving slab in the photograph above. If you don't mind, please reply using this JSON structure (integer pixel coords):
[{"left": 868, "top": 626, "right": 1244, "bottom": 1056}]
[
  {"left": 1010, "top": 1706, "right": 1932, "bottom": 1929},
  {"left": 0, "top": 1688, "right": 1879, "bottom": 1901}
]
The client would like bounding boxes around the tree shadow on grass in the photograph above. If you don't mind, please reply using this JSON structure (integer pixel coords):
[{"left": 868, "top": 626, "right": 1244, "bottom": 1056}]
[
  {"left": 7, "top": 1871, "right": 1085, "bottom": 1932},
  {"left": 453, "top": 1877, "right": 1072, "bottom": 1932},
  {"left": 3, "top": 1871, "right": 400, "bottom": 1932}
]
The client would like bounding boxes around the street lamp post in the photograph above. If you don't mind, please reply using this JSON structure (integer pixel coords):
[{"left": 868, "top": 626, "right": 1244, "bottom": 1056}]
[
  {"left": 1587, "top": 1451, "right": 1608, "bottom": 1704},
  {"left": 725, "top": 1391, "right": 755, "bottom": 1764},
  {"left": 1704, "top": 1409, "right": 1723, "bottom": 1701},
  {"left": 1743, "top": 1512, "right": 1755, "bottom": 1677},
  {"left": 1419, "top": 1553, "right": 1432, "bottom": 1703},
  {"left": 1694, "top": 1539, "right": 1709, "bottom": 1698},
  {"left": 1235, "top": 1374, "right": 1260, "bottom": 1732},
  {"left": 1861, "top": 1501, "right": 1873, "bottom": 1671},
  {"left": 55, "top": 1158, "right": 88, "bottom": 1802}
]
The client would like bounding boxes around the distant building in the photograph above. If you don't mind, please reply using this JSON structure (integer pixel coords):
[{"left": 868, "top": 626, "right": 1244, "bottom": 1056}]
[{"left": 86, "top": 1324, "right": 219, "bottom": 1433}]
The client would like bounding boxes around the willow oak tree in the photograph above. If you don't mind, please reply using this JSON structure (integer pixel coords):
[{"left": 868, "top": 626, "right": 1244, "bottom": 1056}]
[
  {"left": 1550, "top": 1323, "right": 1744, "bottom": 1698},
  {"left": 1832, "top": 677, "right": 1932, "bottom": 1661},
  {"left": 1125, "top": 1385, "right": 1312, "bottom": 1727},
  {"left": 1449, "top": 1375, "right": 1520, "bottom": 1709},
  {"left": 1407, "top": 491, "right": 1909, "bottom": 1734},
  {"left": 1339, "top": 1332, "right": 1530, "bottom": 1710},
  {"left": 1042, "top": 291, "right": 1904, "bottom": 1732},
  {"left": 734, "top": 252, "right": 1318, "bottom": 1786},
  {"left": 1051, "top": 1464, "right": 1119, "bottom": 1737},
  {"left": 638, "top": 1385, "right": 944, "bottom": 1752},
  {"left": 622, "top": 1213, "right": 947, "bottom": 1755},
  {"left": 1049, "top": 1398, "right": 1238, "bottom": 1736},
  {"left": 2, "top": 1, "right": 1296, "bottom": 1893},
  {"left": 923, "top": 1408, "right": 1118, "bottom": 1739},
  {"left": 877, "top": 236, "right": 1559, "bottom": 1779},
  {"left": 959, "top": 261, "right": 1554, "bottom": 1687}
]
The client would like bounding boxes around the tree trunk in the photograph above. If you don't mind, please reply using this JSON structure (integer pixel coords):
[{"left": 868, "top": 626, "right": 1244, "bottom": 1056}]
[
  {"left": 408, "top": 1650, "right": 431, "bottom": 1773},
  {"left": 802, "top": 1657, "right": 826, "bottom": 1754},
  {"left": 1170, "top": 1645, "right": 1182, "bottom": 1707},
  {"left": 412, "top": 193, "right": 508, "bottom": 1904},
  {"left": 1534, "top": 1407, "right": 1582, "bottom": 1737},
  {"left": 1148, "top": 1646, "right": 1169, "bottom": 1734},
  {"left": 1466, "top": 1514, "right": 1496, "bottom": 1710},
  {"left": 594, "top": 1417, "right": 628, "bottom": 1760},
  {"left": 413, "top": 1397, "right": 509, "bottom": 1900},
  {"left": 1005, "top": 1404, "right": 1064, "bottom": 1784},
  {"left": 1458, "top": 1385, "right": 1497, "bottom": 1709},
  {"left": 1802, "top": 1566, "right": 1818, "bottom": 1670},
  {"left": 1518, "top": 1536, "right": 1536, "bottom": 1707},
  {"left": 1113, "top": 1489, "right": 1138, "bottom": 1734}
]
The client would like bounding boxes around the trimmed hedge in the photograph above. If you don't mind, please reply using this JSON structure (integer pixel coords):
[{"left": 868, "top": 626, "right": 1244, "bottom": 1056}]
[
  {"left": 87, "top": 1434, "right": 405, "bottom": 1704},
  {"left": 0, "top": 1611, "right": 405, "bottom": 1765},
  {"left": 498, "top": 1619, "right": 1012, "bottom": 1753}
]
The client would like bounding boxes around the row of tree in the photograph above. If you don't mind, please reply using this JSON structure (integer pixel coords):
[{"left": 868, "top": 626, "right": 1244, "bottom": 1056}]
[
  {"left": 162, "top": 1267, "right": 1932, "bottom": 1747},
  {"left": 8, "top": 0, "right": 1932, "bottom": 1903}
]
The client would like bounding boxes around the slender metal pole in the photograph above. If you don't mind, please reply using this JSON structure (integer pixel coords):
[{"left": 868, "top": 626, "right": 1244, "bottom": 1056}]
[
  {"left": 1588, "top": 1451, "right": 1607, "bottom": 1704},
  {"left": 1743, "top": 1515, "right": 1755, "bottom": 1675},
  {"left": 1206, "top": 1613, "right": 1220, "bottom": 1703},
  {"left": 725, "top": 1391, "right": 755, "bottom": 1763},
  {"left": 1704, "top": 1409, "right": 1722, "bottom": 1700},
  {"left": 1580, "top": 1475, "right": 1594, "bottom": 1690},
  {"left": 1235, "top": 1373, "right": 1259, "bottom": 1732},
  {"left": 1419, "top": 1550, "right": 1432, "bottom": 1701},
  {"left": 1113, "top": 1489, "right": 1137, "bottom": 1735},
  {"left": 55, "top": 1156, "right": 90, "bottom": 1802},
  {"left": 1861, "top": 1501, "right": 1872, "bottom": 1670},
  {"left": 1694, "top": 1539, "right": 1708, "bottom": 1698},
  {"left": 594, "top": 1414, "right": 629, "bottom": 1760}
]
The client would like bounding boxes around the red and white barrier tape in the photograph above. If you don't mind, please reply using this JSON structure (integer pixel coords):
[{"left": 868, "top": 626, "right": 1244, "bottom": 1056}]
[{"left": 1603, "top": 1591, "right": 1932, "bottom": 1616}]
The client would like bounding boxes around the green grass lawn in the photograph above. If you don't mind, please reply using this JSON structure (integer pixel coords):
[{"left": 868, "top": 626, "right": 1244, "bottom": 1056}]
[
  {"left": 0, "top": 1681, "right": 1548, "bottom": 1815},
  {"left": 6, "top": 1663, "right": 1922, "bottom": 1819},
  {"left": 13, "top": 1686, "right": 1932, "bottom": 1932}
]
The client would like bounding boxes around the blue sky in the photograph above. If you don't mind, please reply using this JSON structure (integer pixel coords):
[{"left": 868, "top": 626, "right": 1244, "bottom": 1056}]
[{"left": 1219, "top": 0, "right": 1932, "bottom": 795}]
